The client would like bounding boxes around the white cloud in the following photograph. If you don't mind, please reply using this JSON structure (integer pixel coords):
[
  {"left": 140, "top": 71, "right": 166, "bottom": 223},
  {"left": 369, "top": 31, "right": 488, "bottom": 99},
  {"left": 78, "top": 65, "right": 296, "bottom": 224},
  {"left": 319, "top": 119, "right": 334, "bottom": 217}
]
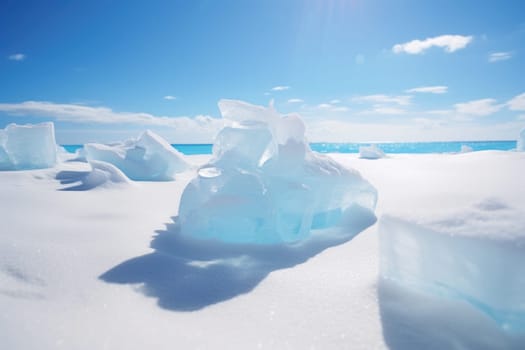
[
  {"left": 454, "top": 98, "right": 502, "bottom": 116},
  {"left": 0, "top": 101, "right": 173, "bottom": 125},
  {"left": 355, "top": 54, "right": 365, "bottom": 64},
  {"left": 507, "top": 93, "right": 525, "bottom": 111},
  {"left": 367, "top": 106, "right": 407, "bottom": 115},
  {"left": 352, "top": 94, "right": 412, "bottom": 106},
  {"left": 393, "top": 35, "right": 473, "bottom": 54},
  {"left": 330, "top": 106, "right": 349, "bottom": 112},
  {"left": 488, "top": 52, "right": 512, "bottom": 63},
  {"left": 352, "top": 94, "right": 412, "bottom": 116},
  {"left": 163, "top": 95, "right": 176, "bottom": 100},
  {"left": 271, "top": 86, "right": 290, "bottom": 91},
  {"left": 287, "top": 98, "right": 304, "bottom": 103},
  {"left": 412, "top": 117, "right": 447, "bottom": 129},
  {"left": 8, "top": 53, "right": 26, "bottom": 61},
  {"left": 426, "top": 109, "right": 452, "bottom": 116},
  {"left": 306, "top": 119, "right": 522, "bottom": 143},
  {"left": 0, "top": 100, "right": 223, "bottom": 127},
  {"left": 309, "top": 101, "right": 350, "bottom": 113},
  {"left": 0, "top": 101, "right": 227, "bottom": 143},
  {"left": 299, "top": 101, "right": 350, "bottom": 114},
  {"left": 406, "top": 86, "right": 448, "bottom": 94},
  {"left": 302, "top": 94, "right": 525, "bottom": 142}
]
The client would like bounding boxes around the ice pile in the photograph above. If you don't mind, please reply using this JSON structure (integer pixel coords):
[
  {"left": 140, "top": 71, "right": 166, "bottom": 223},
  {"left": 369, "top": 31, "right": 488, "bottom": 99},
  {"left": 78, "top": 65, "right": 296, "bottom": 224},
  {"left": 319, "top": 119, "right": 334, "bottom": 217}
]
[
  {"left": 84, "top": 130, "right": 189, "bottom": 181},
  {"left": 178, "top": 100, "right": 377, "bottom": 244},
  {"left": 518, "top": 128, "right": 525, "bottom": 151},
  {"left": 0, "top": 122, "right": 58, "bottom": 170},
  {"left": 379, "top": 200, "right": 525, "bottom": 332},
  {"left": 56, "top": 160, "right": 133, "bottom": 190},
  {"left": 359, "top": 144, "right": 385, "bottom": 159}
]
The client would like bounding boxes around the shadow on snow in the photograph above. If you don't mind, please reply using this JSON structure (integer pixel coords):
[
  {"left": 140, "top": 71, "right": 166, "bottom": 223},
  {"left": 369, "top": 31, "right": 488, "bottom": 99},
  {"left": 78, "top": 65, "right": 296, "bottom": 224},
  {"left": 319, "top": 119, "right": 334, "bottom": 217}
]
[
  {"left": 378, "top": 274, "right": 525, "bottom": 349},
  {"left": 99, "top": 206, "right": 376, "bottom": 312},
  {"left": 55, "top": 170, "right": 99, "bottom": 191}
]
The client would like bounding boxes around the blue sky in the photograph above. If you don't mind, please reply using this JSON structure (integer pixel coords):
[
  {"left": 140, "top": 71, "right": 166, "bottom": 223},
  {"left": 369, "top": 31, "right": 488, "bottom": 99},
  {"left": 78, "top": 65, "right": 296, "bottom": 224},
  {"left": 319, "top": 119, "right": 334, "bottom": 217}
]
[{"left": 1, "top": 0, "right": 524, "bottom": 143}]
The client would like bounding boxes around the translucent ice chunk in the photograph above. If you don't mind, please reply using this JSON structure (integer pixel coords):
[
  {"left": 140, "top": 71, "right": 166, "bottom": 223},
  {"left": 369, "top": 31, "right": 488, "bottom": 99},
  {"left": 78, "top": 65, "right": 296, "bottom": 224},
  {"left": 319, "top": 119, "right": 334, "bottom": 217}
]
[
  {"left": 518, "top": 128, "right": 525, "bottom": 151},
  {"left": 359, "top": 144, "right": 385, "bottom": 159},
  {"left": 179, "top": 100, "right": 377, "bottom": 244},
  {"left": 84, "top": 130, "right": 189, "bottom": 181},
  {"left": 0, "top": 122, "right": 57, "bottom": 170}
]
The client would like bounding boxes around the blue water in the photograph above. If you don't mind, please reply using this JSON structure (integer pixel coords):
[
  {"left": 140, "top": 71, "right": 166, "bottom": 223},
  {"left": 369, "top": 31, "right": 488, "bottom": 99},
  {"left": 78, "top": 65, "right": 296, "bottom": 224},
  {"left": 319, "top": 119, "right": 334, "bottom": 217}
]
[
  {"left": 62, "top": 140, "right": 516, "bottom": 155},
  {"left": 310, "top": 141, "right": 516, "bottom": 154}
]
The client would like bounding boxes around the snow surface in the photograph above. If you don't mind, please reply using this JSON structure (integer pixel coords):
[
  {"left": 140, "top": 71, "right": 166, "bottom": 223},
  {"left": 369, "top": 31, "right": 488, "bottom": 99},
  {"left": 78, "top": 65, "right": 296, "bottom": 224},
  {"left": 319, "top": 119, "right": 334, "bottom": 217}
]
[
  {"left": 359, "top": 144, "right": 386, "bottom": 159},
  {"left": 1, "top": 151, "right": 525, "bottom": 349},
  {"left": 84, "top": 130, "right": 189, "bottom": 181},
  {"left": 0, "top": 122, "right": 57, "bottom": 170},
  {"left": 179, "top": 100, "right": 377, "bottom": 244}
]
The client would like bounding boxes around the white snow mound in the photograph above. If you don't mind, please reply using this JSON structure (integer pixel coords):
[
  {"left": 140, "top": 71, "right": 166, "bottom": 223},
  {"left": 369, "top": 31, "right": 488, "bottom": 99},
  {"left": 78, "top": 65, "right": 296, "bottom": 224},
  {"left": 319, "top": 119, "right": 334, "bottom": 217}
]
[
  {"left": 84, "top": 130, "right": 189, "bottom": 181},
  {"left": 178, "top": 99, "right": 378, "bottom": 244},
  {"left": 0, "top": 122, "right": 58, "bottom": 170}
]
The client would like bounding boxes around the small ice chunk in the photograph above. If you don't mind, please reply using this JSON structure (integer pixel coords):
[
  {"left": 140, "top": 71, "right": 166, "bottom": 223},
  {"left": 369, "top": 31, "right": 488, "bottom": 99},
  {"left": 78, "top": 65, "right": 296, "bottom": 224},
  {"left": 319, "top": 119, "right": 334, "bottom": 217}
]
[
  {"left": 359, "top": 144, "right": 385, "bottom": 159},
  {"left": 0, "top": 130, "right": 9, "bottom": 167},
  {"left": 0, "top": 122, "right": 57, "bottom": 170},
  {"left": 460, "top": 144, "right": 473, "bottom": 153},
  {"left": 179, "top": 100, "right": 377, "bottom": 244},
  {"left": 84, "top": 130, "right": 189, "bottom": 181},
  {"left": 518, "top": 128, "right": 525, "bottom": 151}
]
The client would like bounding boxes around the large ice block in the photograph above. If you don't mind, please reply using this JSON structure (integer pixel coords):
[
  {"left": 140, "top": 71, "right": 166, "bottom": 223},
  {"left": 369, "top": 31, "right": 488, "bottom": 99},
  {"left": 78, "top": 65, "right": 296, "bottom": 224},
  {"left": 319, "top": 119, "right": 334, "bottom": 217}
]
[
  {"left": 178, "top": 100, "right": 377, "bottom": 244},
  {"left": 0, "top": 122, "right": 58, "bottom": 170},
  {"left": 379, "top": 202, "right": 525, "bottom": 332},
  {"left": 84, "top": 130, "right": 189, "bottom": 181}
]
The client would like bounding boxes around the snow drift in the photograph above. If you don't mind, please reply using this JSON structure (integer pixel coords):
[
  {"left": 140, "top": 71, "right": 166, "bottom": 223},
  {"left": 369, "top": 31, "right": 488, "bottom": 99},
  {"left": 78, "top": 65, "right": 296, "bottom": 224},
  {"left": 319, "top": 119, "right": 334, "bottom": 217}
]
[
  {"left": 178, "top": 100, "right": 377, "bottom": 244},
  {"left": 0, "top": 122, "right": 57, "bottom": 170},
  {"left": 83, "top": 130, "right": 189, "bottom": 181}
]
